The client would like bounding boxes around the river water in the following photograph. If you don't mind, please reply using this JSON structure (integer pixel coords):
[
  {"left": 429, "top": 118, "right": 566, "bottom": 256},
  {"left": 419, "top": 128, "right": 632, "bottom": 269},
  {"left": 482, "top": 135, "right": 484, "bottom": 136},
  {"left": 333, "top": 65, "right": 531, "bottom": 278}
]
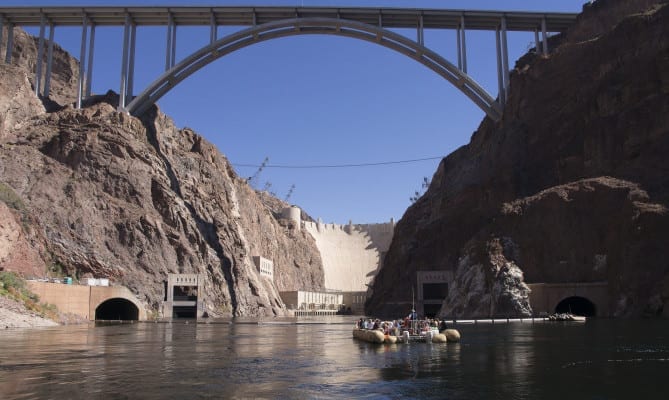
[{"left": 1, "top": 317, "right": 668, "bottom": 399}]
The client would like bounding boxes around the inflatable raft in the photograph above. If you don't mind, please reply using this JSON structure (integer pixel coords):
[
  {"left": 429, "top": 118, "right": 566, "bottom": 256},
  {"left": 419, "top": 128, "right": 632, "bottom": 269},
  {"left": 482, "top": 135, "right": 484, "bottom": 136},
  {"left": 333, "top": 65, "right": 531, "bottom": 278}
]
[{"left": 352, "top": 328, "right": 460, "bottom": 344}]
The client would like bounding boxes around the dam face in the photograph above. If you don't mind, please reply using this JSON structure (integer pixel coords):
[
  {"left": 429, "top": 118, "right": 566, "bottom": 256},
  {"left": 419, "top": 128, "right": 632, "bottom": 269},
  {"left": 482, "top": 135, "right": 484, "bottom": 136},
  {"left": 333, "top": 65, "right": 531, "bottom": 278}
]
[{"left": 302, "top": 219, "right": 394, "bottom": 292}]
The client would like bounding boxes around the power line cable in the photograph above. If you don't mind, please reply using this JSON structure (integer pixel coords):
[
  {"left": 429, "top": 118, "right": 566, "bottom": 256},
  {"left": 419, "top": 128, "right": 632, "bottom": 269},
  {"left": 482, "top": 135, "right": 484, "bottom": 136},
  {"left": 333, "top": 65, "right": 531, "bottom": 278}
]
[{"left": 232, "top": 156, "right": 444, "bottom": 169}]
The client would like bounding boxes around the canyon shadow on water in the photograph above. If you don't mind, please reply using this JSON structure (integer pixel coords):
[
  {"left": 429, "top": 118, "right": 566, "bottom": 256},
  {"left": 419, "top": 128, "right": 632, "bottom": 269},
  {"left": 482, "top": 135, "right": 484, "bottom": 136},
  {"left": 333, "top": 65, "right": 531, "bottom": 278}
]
[{"left": 1, "top": 317, "right": 668, "bottom": 399}]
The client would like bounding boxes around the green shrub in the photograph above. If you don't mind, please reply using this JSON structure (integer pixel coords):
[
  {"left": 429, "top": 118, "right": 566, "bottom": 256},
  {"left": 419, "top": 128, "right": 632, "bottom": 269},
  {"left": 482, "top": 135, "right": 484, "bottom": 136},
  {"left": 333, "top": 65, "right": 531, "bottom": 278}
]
[
  {"left": 0, "top": 272, "right": 49, "bottom": 314},
  {"left": 0, "top": 271, "right": 26, "bottom": 295},
  {"left": 0, "top": 182, "right": 25, "bottom": 212}
]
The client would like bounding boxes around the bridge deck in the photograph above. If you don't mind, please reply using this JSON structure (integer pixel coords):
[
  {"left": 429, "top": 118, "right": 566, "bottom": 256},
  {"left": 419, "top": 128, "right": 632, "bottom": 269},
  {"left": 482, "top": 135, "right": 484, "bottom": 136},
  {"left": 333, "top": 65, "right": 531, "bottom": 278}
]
[{"left": 0, "top": 6, "right": 577, "bottom": 32}]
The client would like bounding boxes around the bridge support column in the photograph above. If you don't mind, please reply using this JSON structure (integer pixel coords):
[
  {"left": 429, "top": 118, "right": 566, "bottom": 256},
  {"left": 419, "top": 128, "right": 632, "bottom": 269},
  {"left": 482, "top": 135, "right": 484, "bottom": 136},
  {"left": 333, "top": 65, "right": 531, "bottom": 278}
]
[
  {"left": 209, "top": 11, "right": 217, "bottom": 44},
  {"left": 534, "top": 28, "right": 540, "bottom": 55},
  {"left": 170, "top": 21, "right": 177, "bottom": 68},
  {"left": 417, "top": 15, "right": 424, "bottom": 46},
  {"left": 76, "top": 15, "right": 88, "bottom": 109},
  {"left": 0, "top": 18, "right": 3, "bottom": 60},
  {"left": 165, "top": 13, "right": 173, "bottom": 70},
  {"left": 164, "top": 13, "right": 178, "bottom": 70},
  {"left": 456, "top": 26, "right": 462, "bottom": 70},
  {"left": 85, "top": 24, "right": 95, "bottom": 98},
  {"left": 500, "top": 16, "right": 510, "bottom": 101},
  {"left": 119, "top": 14, "right": 131, "bottom": 110},
  {"left": 44, "top": 24, "right": 55, "bottom": 98},
  {"left": 4, "top": 22, "right": 13, "bottom": 64},
  {"left": 495, "top": 28, "right": 505, "bottom": 105},
  {"left": 35, "top": 14, "right": 46, "bottom": 97},
  {"left": 459, "top": 14, "right": 467, "bottom": 73},
  {"left": 126, "top": 23, "right": 137, "bottom": 105},
  {"left": 541, "top": 17, "right": 549, "bottom": 56}
]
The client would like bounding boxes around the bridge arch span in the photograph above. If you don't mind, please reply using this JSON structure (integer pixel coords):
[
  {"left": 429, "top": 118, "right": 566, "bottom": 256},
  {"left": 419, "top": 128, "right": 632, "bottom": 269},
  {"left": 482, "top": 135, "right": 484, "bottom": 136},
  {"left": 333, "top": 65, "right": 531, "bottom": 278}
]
[{"left": 125, "top": 17, "right": 502, "bottom": 120}]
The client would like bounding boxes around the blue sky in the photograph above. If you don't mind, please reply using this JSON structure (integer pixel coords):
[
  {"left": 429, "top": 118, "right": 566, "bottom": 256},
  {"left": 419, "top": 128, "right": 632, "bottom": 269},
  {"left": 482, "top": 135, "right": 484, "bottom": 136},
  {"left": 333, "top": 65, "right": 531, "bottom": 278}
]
[{"left": 13, "top": 1, "right": 587, "bottom": 224}]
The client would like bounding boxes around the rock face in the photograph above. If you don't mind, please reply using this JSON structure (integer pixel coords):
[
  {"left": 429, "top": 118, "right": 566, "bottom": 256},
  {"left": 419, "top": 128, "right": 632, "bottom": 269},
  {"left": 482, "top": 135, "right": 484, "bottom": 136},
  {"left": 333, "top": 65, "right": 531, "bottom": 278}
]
[
  {"left": 0, "top": 62, "right": 45, "bottom": 139},
  {"left": 0, "top": 200, "right": 48, "bottom": 278},
  {"left": 0, "top": 28, "right": 324, "bottom": 317},
  {"left": 440, "top": 238, "right": 532, "bottom": 319},
  {"left": 0, "top": 27, "right": 79, "bottom": 110},
  {"left": 367, "top": 0, "right": 669, "bottom": 318}
]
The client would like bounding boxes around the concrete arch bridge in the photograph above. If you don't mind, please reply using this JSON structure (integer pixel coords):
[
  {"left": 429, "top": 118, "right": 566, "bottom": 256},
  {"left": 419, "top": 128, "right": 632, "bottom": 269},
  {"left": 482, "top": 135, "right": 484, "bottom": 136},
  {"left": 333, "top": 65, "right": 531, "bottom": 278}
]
[{"left": 0, "top": 6, "right": 577, "bottom": 121}]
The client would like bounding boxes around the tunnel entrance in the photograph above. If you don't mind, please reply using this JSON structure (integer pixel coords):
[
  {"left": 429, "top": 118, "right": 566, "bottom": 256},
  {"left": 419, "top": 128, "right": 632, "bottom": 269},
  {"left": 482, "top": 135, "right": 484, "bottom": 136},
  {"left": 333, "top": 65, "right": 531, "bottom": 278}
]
[
  {"left": 171, "top": 286, "right": 198, "bottom": 318},
  {"left": 172, "top": 305, "right": 197, "bottom": 318},
  {"left": 95, "top": 298, "right": 140, "bottom": 320},
  {"left": 555, "top": 296, "right": 596, "bottom": 317}
]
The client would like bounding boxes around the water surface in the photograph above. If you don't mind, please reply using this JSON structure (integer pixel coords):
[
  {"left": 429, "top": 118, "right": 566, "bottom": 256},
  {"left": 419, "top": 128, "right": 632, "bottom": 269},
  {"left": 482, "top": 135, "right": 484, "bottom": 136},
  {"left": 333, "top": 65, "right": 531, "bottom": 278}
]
[{"left": 1, "top": 317, "right": 668, "bottom": 399}]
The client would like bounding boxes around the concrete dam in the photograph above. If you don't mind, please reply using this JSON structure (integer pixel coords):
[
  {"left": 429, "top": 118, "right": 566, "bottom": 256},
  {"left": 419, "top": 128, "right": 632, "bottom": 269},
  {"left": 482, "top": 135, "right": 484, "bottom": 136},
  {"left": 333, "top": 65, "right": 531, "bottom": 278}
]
[
  {"left": 303, "top": 219, "right": 394, "bottom": 292},
  {"left": 281, "top": 207, "right": 394, "bottom": 313}
]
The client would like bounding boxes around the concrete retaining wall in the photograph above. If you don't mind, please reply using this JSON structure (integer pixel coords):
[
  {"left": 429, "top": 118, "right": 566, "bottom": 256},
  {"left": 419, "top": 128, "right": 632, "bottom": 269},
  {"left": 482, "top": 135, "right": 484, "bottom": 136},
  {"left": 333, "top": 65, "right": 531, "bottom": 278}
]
[
  {"left": 27, "top": 281, "right": 147, "bottom": 320},
  {"left": 28, "top": 281, "right": 92, "bottom": 319}
]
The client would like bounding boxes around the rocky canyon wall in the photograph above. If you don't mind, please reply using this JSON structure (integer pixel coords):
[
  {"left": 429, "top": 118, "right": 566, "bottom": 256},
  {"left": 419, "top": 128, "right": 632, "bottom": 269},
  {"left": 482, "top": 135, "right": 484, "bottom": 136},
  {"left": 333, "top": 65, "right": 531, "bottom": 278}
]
[
  {"left": 0, "top": 27, "right": 324, "bottom": 317},
  {"left": 367, "top": 0, "right": 669, "bottom": 319}
]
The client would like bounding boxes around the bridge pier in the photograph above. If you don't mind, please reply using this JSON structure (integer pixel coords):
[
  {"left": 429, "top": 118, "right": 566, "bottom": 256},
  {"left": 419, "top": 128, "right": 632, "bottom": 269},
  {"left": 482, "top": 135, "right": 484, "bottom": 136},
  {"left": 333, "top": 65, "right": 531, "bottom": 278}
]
[
  {"left": 32, "top": 14, "right": 69, "bottom": 100},
  {"left": 34, "top": 14, "right": 46, "bottom": 97},
  {"left": 76, "top": 15, "right": 88, "bottom": 109},
  {"left": 44, "top": 24, "right": 55, "bottom": 97},
  {"left": 86, "top": 23, "right": 96, "bottom": 98},
  {"left": 119, "top": 14, "right": 131, "bottom": 110},
  {"left": 495, "top": 27, "right": 505, "bottom": 105},
  {"left": 209, "top": 11, "right": 217, "bottom": 44},
  {"left": 165, "top": 12, "right": 176, "bottom": 71},
  {"left": 4, "top": 22, "right": 13, "bottom": 64},
  {"left": 541, "top": 17, "right": 549, "bottom": 56},
  {"left": 500, "top": 16, "right": 510, "bottom": 103},
  {"left": 457, "top": 14, "right": 467, "bottom": 73}
]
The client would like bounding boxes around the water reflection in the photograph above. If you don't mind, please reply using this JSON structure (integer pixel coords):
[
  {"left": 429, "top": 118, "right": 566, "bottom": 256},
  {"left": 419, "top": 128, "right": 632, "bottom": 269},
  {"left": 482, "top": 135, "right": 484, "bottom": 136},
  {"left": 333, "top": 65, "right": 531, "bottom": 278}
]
[{"left": 1, "top": 319, "right": 669, "bottom": 399}]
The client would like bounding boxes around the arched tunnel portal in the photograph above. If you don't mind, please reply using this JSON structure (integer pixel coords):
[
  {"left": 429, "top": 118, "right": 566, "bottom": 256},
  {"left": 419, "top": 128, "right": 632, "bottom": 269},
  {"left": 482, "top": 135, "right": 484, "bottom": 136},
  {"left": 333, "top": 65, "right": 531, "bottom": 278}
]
[
  {"left": 555, "top": 296, "right": 597, "bottom": 317},
  {"left": 95, "top": 298, "right": 140, "bottom": 321}
]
